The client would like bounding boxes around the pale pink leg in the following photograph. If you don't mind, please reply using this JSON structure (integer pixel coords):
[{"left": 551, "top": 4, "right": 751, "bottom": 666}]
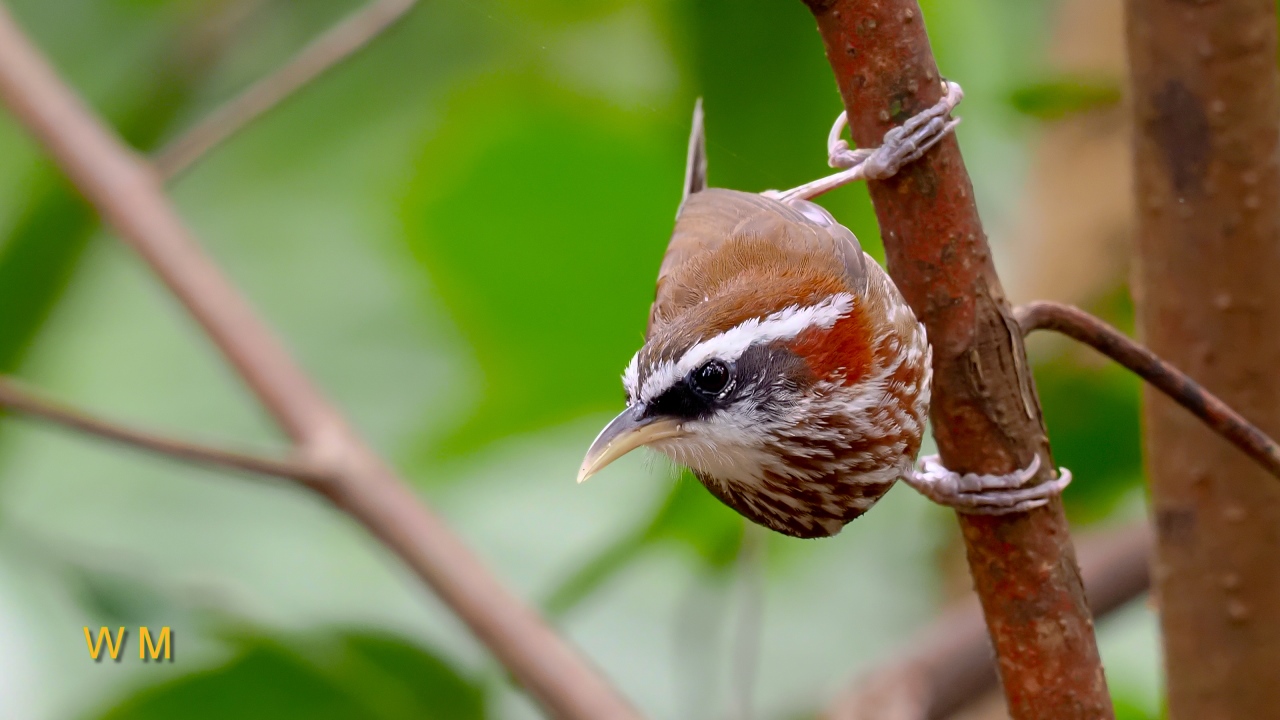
[
  {"left": 774, "top": 80, "right": 964, "bottom": 203},
  {"left": 901, "top": 454, "right": 1073, "bottom": 515}
]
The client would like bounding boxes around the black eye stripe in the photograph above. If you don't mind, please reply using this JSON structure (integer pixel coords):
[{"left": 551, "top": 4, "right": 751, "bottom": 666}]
[
  {"left": 640, "top": 360, "right": 736, "bottom": 422},
  {"left": 645, "top": 382, "right": 712, "bottom": 419}
]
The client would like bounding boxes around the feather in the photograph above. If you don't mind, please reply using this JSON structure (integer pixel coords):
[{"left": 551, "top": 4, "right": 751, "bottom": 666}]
[
  {"left": 648, "top": 189, "right": 869, "bottom": 337},
  {"left": 681, "top": 98, "right": 707, "bottom": 204}
]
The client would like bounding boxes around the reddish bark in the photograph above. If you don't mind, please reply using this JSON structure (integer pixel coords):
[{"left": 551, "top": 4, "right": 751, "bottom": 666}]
[{"left": 801, "top": 2, "right": 1113, "bottom": 718}]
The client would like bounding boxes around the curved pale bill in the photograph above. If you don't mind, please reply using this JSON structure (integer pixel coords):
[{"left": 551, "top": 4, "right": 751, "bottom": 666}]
[{"left": 577, "top": 406, "right": 683, "bottom": 483}]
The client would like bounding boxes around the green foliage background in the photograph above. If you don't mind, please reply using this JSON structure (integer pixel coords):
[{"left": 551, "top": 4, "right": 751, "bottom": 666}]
[{"left": 0, "top": 0, "right": 1157, "bottom": 718}]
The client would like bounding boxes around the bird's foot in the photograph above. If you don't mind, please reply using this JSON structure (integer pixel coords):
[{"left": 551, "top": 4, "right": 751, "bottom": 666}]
[
  {"left": 774, "top": 80, "right": 963, "bottom": 203},
  {"left": 901, "top": 453, "right": 1071, "bottom": 515},
  {"left": 827, "top": 80, "right": 963, "bottom": 178}
]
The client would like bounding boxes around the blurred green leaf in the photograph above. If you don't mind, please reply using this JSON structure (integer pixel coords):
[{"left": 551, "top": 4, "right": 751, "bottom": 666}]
[
  {"left": 545, "top": 474, "right": 742, "bottom": 616},
  {"left": 92, "top": 629, "right": 484, "bottom": 720},
  {"left": 681, "top": 0, "right": 884, "bottom": 262},
  {"left": 1091, "top": 282, "right": 1137, "bottom": 335},
  {"left": 0, "top": 2, "right": 233, "bottom": 374},
  {"left": 404, "top": 78, "right": 680, "bottom": 457},
  {"left": 490, "top": 0, "right": 638, "bottom": 25},
  {"left": 1009, "top": 76, "right": 1122, "bottom": 120},
  {"left": 0, "top": 175, "right": 97, "bottom": 372},
  {"left": 1113, "top": 695, "right": 1162, "bottom": 720},
  {"left": 1036, "top": 287, "right": 1144, "bottom": 522},
  {"left": 642, "top": 476, "right": 743, "bottom": 566},
  {"left": 70, "top": 565, "right": 177, "bottom": 631},
  {"left": 112, "top": 0, "right": 195, "bottom": 10},
  {"left": 1037, "top": 356, "right": 1143, "bottom": 522},
  {"left": 543, "top": 520, "right": 648, "bottom": 617},
  {"left": 324, "top": 632, "right": 487, "bottom": 720}
]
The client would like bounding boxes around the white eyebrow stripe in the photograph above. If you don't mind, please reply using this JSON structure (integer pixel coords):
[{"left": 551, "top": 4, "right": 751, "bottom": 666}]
[
  {"left": 637, "top": 293, "right": 854, "bottom": 403},
  {"left": 622, "top": 352, "right": 641, "bottom": 398}
]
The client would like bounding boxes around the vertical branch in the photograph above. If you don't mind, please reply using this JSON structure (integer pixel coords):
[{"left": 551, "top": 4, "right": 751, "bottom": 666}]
[
  {"left": 800, "top": 2, "right": 1113, "bottom": 718},
  {"left": 1125, "top": 1, "right": 1280, "bottom": 717}
]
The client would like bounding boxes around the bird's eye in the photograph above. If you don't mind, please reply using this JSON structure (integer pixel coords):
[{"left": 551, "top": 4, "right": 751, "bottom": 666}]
[{"left": 691, "top": 360, "right": 730, "bottom": 396}]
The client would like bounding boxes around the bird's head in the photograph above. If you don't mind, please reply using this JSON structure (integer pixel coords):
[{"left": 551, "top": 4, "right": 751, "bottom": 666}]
[
  {"left": 578, "top": 271, "right": 876, "bottom": 490},
  {"left": 576, "top": 263, "right": 929, "bottom": 539}
]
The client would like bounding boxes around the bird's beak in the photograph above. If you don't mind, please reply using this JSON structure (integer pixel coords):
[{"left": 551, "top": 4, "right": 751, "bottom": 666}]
[{"left": 577, "top": 406, "right": 682, "bottom": 484}]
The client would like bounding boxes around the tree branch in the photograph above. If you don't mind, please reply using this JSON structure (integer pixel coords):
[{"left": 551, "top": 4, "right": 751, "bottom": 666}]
[
  {"left": 1017, "top": 301, "right": 1280, "bottom": 482},
  {"left": 824, "top": 299, "right": 1280, "bottom": 719},
  {"left": 826, "top": 522, "right": 1152, "bottom": 720},
  {"left": 822, "top": 300, "right": 1280, "bottom": 719},
  {"left": 0, "top": 377, "right": 333, "bottom": 489},
  {"left": 0, "top": 6, "right": 639, "bottom": 719},
  {"left": 801, "top": 2, "right": 1113, "bottom": 717},
  {"left": 153, "top": 0, "right": 419, "bottom": 178}
]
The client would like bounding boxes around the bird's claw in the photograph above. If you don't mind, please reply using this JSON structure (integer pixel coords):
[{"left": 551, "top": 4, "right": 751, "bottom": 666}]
[
  {"left": 902, "top": 453, "right": 1072, "bottom": 515},
  {"left": 775, "top": 80, "right": 963, "bottom": 203},
  {"left": 827, "top": 80, "right": 963, "bottom": 179}
]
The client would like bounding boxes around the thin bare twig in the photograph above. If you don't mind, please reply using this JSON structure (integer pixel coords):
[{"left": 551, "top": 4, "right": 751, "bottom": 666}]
[
  {"left": 153, "top": 0, "right": 419, "bottom": 178},
  {"left": 0, "top": 378, "right": 333, "bottom": 489},
  {"left": 0, "top": 6, "right": 639, "bottom": 719},
  {"left": 1016, "top": 301, "right": 1280, "bottom": 481},
  {"left": 825, "top": 522, "right": 1152, "bottom": 720}
]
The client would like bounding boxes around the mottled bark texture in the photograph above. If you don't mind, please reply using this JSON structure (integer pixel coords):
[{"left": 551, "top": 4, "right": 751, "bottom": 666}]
[
  {"left": 801, "top": 2, "right": 1113, "bottom": 718},
  {"left": 1125, "top": 1, "right": 1280, "bottom": 718}
]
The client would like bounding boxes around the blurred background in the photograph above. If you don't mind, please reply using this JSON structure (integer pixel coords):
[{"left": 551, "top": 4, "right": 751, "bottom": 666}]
[{"left": 0, "top": 0, "right": 1155, "bottom": 718}]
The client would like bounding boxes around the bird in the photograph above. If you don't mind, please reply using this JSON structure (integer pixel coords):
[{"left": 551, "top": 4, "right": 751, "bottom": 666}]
[{"left": 578, "top": 83, "right": 1070, "bottom": 539}]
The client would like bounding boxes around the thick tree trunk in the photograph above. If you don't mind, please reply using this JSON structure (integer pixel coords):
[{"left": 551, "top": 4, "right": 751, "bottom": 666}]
[{"left": 1125, "top": 2, "right": 1280, "bottom": 718}]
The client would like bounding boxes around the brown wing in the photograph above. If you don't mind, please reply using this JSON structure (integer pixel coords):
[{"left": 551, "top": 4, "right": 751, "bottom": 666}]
[{"left": 647, "top": 188, "right": 868, "bottom": 335}]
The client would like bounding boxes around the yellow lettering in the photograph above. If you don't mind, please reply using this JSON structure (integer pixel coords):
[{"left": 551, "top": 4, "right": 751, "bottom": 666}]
[
  {"left": 139, "top": 626, "right": 171, "bottom": 661},
  {"left": 84, "top": 626, "right": 126, "bottom": 661}
]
